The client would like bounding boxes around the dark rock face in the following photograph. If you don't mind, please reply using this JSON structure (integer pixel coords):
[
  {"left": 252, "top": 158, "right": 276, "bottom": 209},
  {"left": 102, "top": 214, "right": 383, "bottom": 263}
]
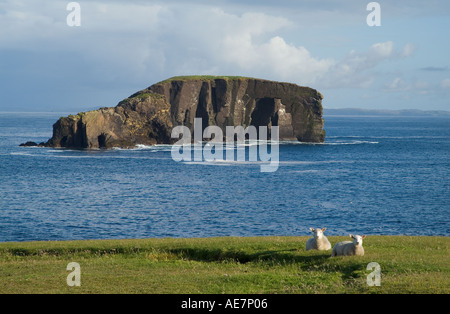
[
  {"left": 42, "top": 77, "right": 326, "bottom": 149},
  {"left": 19, "top": 141, "right": 38, "bottom": 147}
]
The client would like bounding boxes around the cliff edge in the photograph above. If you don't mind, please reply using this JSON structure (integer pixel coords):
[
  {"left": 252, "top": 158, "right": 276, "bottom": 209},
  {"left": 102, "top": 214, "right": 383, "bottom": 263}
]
[{"left": 41, "top": 76, "right": 325, "bottom": 149}]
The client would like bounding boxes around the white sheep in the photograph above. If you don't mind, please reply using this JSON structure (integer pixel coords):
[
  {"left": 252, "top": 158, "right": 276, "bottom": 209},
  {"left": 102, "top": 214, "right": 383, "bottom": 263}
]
[
  {"left": 331, "top": 234, "right": 366, "bottom": 257},
  {"left": 305, "top": 227, "right": 332, "bottom": 251}
]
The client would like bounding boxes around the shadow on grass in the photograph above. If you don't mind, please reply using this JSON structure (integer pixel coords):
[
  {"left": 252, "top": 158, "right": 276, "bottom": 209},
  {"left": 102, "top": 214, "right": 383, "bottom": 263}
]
[
  {"left": 4, "top": 246, "right": 141, "bottom": 257},
  {"left": 4, "top": 245, "right": 368, "bottom": 285},
  {"left": 166, "top": 247, "right": 331, "bottom": 266},
  {"left": 165, "top": 247, "right": 369, "bottom": 285}
]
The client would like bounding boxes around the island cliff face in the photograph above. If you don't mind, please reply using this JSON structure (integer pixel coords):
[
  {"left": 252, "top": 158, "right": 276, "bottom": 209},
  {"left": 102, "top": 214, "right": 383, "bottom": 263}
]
[{"left": 45, "top": 76, "right": 325, "bottom": 149}]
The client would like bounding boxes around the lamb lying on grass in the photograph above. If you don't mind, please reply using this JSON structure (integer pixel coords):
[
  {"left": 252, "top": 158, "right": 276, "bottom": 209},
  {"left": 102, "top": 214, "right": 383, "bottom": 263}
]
[
  {"left": 306, "top": 228, "right": 332, "bottom": 251},
  {"left": 331, "top": 234, "right": 366, "bottom": 256}
]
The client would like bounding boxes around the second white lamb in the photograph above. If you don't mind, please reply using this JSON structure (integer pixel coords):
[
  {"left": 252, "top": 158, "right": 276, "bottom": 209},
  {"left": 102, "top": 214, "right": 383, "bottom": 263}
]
[{"left": 331, "top": 234, "right": 366, "bottom": 257}]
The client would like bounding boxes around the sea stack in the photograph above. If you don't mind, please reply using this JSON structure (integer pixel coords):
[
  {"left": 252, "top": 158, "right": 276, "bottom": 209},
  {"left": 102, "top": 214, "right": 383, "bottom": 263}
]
[{"left": 42, "top": 76, "right": 326, "bottom": 149}]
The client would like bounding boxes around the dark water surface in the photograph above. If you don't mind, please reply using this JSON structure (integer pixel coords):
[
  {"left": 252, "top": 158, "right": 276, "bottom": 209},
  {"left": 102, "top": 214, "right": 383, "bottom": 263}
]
[{"left": 0, "top": 112, "right": 448, "bottom": 241}]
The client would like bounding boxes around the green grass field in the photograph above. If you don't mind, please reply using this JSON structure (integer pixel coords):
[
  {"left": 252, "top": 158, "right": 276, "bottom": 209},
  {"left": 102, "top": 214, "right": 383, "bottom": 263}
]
[{"left": 0, "top": 236, "right": 448, "bottom": 294}]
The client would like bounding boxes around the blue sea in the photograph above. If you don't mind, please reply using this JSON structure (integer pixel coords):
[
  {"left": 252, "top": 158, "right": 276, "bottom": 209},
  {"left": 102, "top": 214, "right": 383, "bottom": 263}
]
[{"left": 0, "top": 112, "right": 449, "bottom": 242}]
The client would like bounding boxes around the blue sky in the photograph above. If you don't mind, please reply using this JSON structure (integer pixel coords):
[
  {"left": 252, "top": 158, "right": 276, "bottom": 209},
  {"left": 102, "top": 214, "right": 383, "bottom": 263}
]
[{"left": 0, "top": 0, "right": 449, "bottom": 112}]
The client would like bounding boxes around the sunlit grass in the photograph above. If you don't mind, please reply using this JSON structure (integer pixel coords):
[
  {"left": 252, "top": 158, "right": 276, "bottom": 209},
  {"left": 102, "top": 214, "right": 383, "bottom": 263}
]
[{"left": 0, "top": 236, "right": 448, "bottom": 294}]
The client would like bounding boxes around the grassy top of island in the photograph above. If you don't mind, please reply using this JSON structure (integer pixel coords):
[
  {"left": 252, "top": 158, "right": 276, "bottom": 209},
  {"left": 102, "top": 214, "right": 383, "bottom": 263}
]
[{"left": 157, "top": 75, "right": 259, "bottom": 84}]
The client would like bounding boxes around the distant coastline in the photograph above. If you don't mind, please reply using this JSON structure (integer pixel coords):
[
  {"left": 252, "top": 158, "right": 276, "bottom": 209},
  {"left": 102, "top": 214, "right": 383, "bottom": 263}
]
[{"left": 324, "top": 108, "right": 450, "bottom": 117}]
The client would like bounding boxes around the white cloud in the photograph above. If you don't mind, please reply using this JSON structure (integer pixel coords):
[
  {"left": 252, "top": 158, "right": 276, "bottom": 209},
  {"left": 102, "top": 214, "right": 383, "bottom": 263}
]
[
  {"left": 401, "top": 43, "right": 416, "bottom": 57},
  {"left": 370, "top": 41, "right": 395, "bottom": 58},
  {"left": 260, "top": 36, "right": 334, "bottom": 80},
  {"left": 318, "top": 41, "right": 415, "bottom": 89},
  {"left": 389, "top": 78, "right": 404, "bottom": 89},
  {"left": 181, "top": 9, "right": 411, "bottom": 89},
  {"left": 441, "top": 78, "right": 450, "bottom": 89},
  {"left": 218, "top": 34, "right": 335, "bottom": 84},
  {"left": 384, "top": 77, "right": 410, "bottom": 92},
  {"left": 1, "top": 0, "right": 427, "bottom": 112},
  {"left": 383, "top": 78, "right": 432, "bottom": 95},
  {"left": 0, "top": 1, "right": 417, "bottom": 89}
]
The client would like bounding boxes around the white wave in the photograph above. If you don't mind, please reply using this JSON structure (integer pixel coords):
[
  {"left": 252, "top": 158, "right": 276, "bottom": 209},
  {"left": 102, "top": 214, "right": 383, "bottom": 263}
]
[
  {"left": 280, "top": 140, "right": 379, "bottom": 145},
  {"left": 326, "top": 135, "right": 450, "bottom": 140},
  {"left": 109, "top": 144, "right": 174, "bottom": 152},
  {"left": 290, "top": 170, "right": 321, "bottom": 173},
  {"left": 277, "top": 160, "right": 352, "bottom": 165},
  {"left": 182, "top": 161, "right": 233, "bottom": 166},
  {"left": 10, "top": 152, "right": 35, "bottom": 157},
  {"left": 326, "top": 140, "right": 379, "bottom": 145},
  {"left": 182, "top": 159, "right": 272, "bottom": 166},
  {"left": 10, "top": 151, "right": 172, "bottom": 160},
  {"left": 326, "top": 136, "right": 363, "bottom": 138},
  {"left": 47, "top": 150, "right": 64, "bottom": 153},
  {"left": 363, "top": 136, "right": 448, "bottom": 139},
  {"left": 133, "top": 144, "right": 173, "bottom": 151},
  {"left": 135, "top": 140, "right": 378, "bottom": 149},
  {"left": 182, "top": 159, "right": 349, "bottom": 167}
]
